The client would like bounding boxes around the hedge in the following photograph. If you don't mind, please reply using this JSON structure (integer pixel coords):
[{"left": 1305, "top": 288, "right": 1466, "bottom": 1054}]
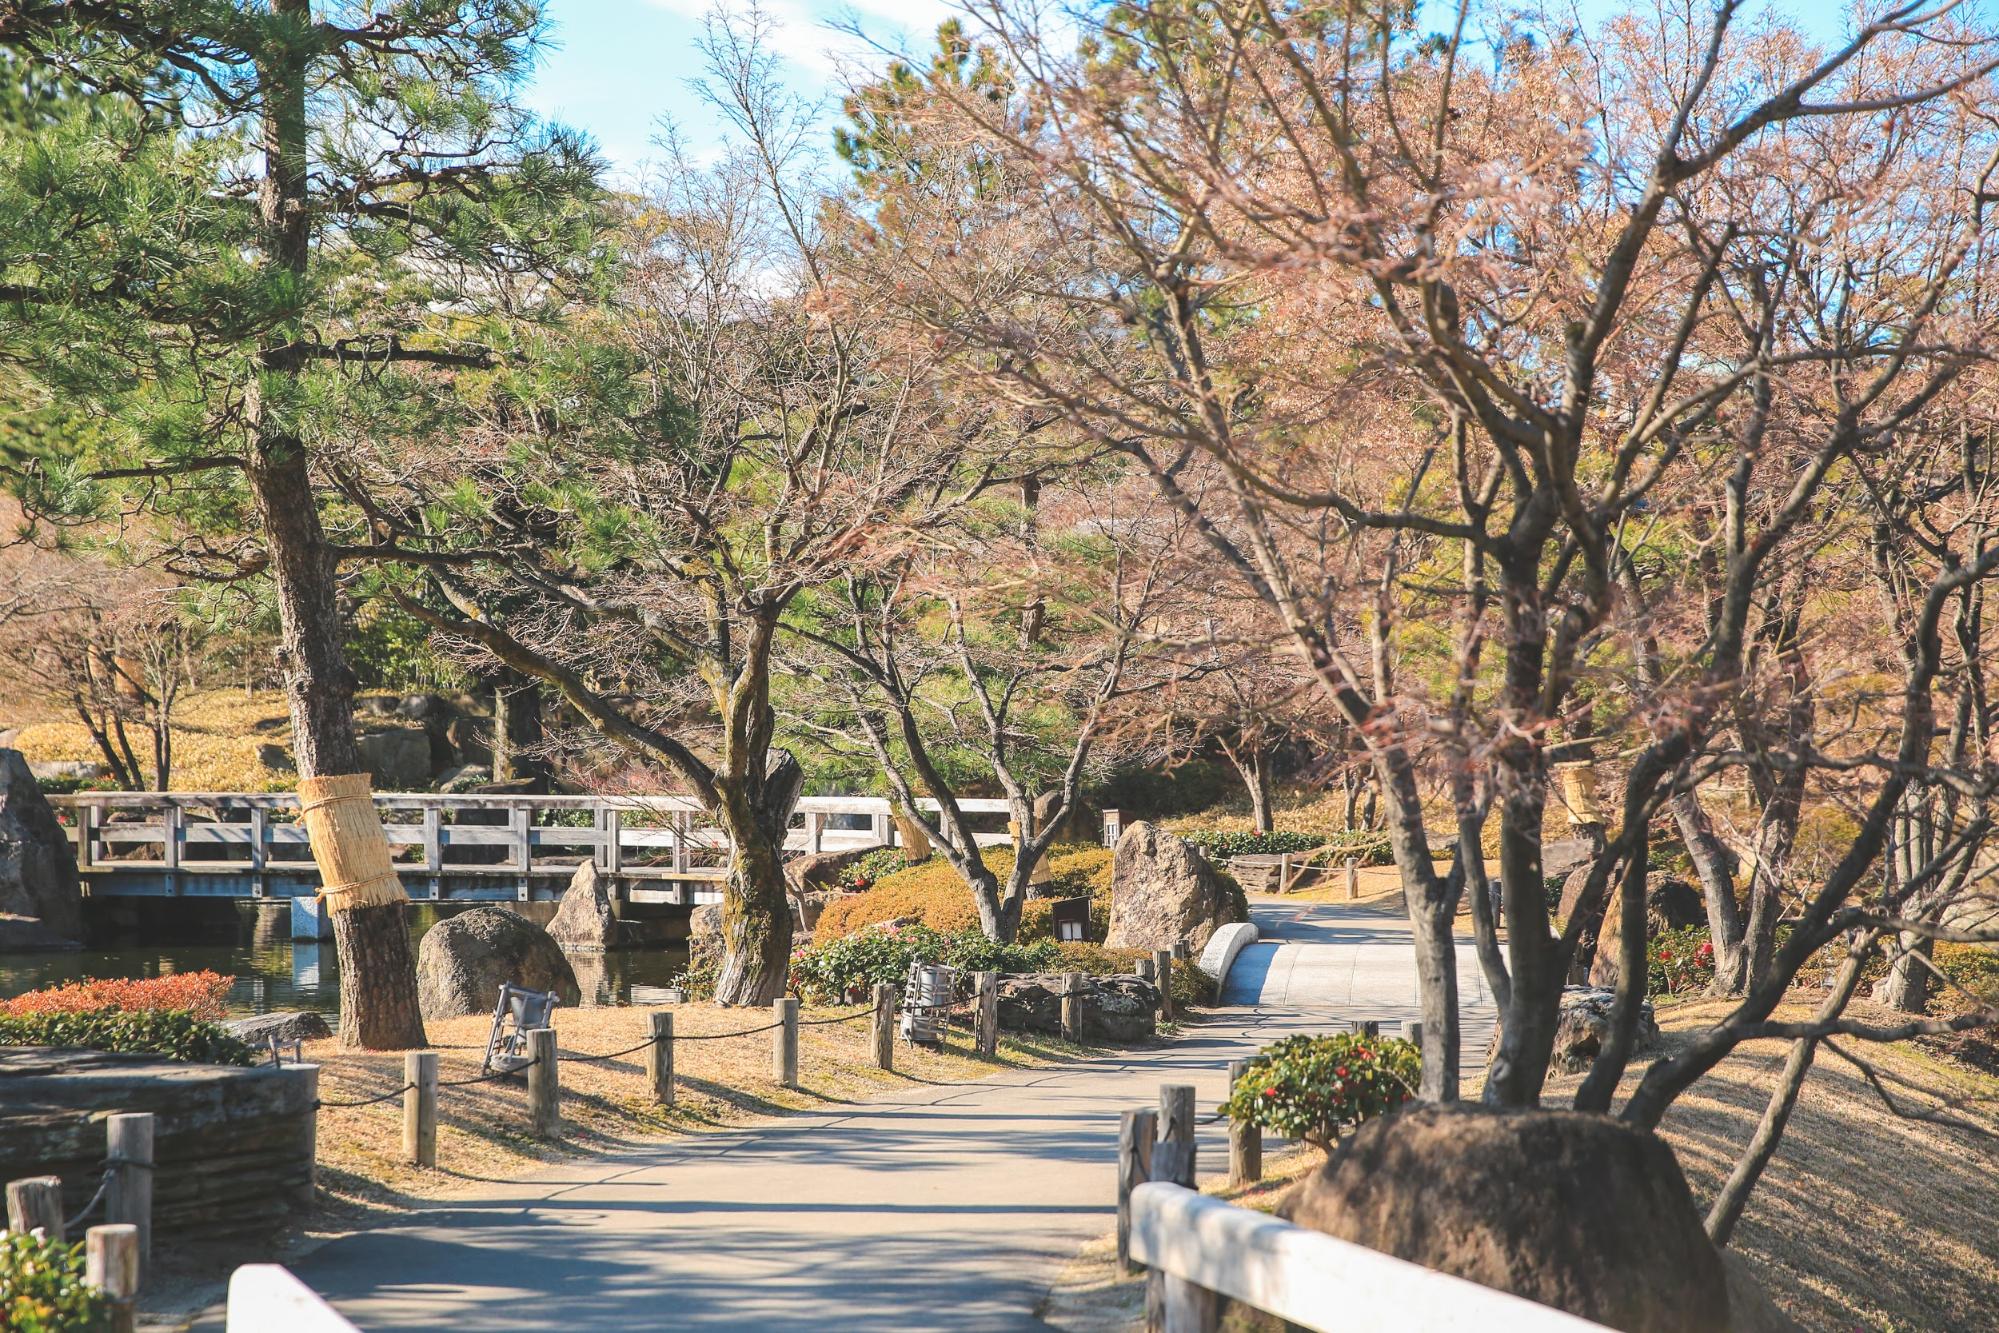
[
  {"left": 0, "top": 1008, "right": 256, "bottom": 1066},
  {"left": 815, "top": 846, "right": 1115, "bottom": 941}
]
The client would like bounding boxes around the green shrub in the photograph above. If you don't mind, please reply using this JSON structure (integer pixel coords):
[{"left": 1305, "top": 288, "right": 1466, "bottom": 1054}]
[
  {"left": 1647, "top": 926, "right": 1716, "bottom": 997},
  {"left": 836, "top": 847, "right": 910, "bottom": 892},
  {"left": 1306, "top": 830, "right": 1395, "bottom": 868},
  {"left": 1179, "top": 829, "right": 1326, "bottom": 860},
  {"left": 0, "top": 1009, "right": 255, "bottom": 1065},
  {"left": 789, "top": 923, "right": 1060, "bottom": 1003},
  {"left": 1221, "top": 1032, "right": 1420, "bottom": 1152},
  {"left": 0, "top": 1228, "right": 113, "bottom": 1332},
  {"left": 1052, "top": 941, "right": 1214, "bottom": 1007}
]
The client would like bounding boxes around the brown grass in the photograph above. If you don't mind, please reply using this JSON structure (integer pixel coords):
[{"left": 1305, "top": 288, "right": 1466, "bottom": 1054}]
[
  {"left": 308, "top": 1001, "right": 1088, "bottom": 1223},
  {"left": 1045, "top": 997, "right": 1999, "bottom": 1333}
]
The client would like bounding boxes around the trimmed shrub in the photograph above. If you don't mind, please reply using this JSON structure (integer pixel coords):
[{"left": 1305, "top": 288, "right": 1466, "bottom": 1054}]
[
  {"left": 814, "top": 846, "right": 1115, "bottom": 942},
  {"left": 0, "top": 1229, "right": 112, "bottom": 1332},
  {"left": 789, "top": 923, "right": 1061, "bottom": 1003},
  {"left": 0, "top": 1008, "right": 256, "bottom": 1065},
  {"left": 1221, "top": 1032, "right": 1420, "bottom": 1152},
  {"left": 836, "top": 847, "right": 910, "bottom": 892},
  {"left": 1052, "top": 941, "right": 1214, "bottom": 1008},
  {"left": 2, "top": 971, "right": 234, "bottom": 1020},
  {"left": 1179, "top": 829, "right": 1326, "bottom": 860}
]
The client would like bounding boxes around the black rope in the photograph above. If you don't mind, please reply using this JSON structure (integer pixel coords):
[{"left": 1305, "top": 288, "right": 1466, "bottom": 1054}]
[
  {"left": 795, "top": 1006, "right": 875, "bottom": 1028},
  {"left": 562, "top": 1036, "right": 660, "bottom": 1064},
  {"left": 62, "top": 1170, "right": 113, "bottom": 1232},
  {"left": 671, "top": 1018, "right": 786, "bottom": 1041},
  {"left": 316, "top": 1081, "right": 416, "bottom": 1109},
  {"left": 439, "top": 1066, "right": 523, "bottom": 1088}
]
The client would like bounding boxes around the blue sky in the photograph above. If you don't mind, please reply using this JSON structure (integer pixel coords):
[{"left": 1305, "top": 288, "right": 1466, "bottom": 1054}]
[{"left": 520, "top": 1, "right": 1850, "bottom": 183}]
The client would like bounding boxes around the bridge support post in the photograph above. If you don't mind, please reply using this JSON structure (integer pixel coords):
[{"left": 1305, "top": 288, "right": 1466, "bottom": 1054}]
[{"left": 290, "top": 896, "right": 333, "bottom": 941}]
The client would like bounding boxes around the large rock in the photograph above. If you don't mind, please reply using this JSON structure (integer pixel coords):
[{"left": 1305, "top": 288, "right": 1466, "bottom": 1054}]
[
  {"left": 1104, "top": 821, "right": 1246, "bottom": 954},
  {"left": 1279, "top": 1103, "right": 1733, "bottom": 1333},
  {"left": 223, "top": 1010, "right": 333, "bottom": 1046},
  {"left": 689, "top": 902, "right": 725, "bottom": 968},
  {"left": 416, "top": 906, "right": 580, "bottom": 1019},
  {"left": 356, "top": 726, "right": 430, "bottom": 791},
  {"left": 1486, "top": 985, "right": 1659, "bottom": 1075},
  {"left": 0, "top": 750, "right": 83, "bottom": 942},
  {"left": 0, "top": 913, "right": 82, "bottom": 952},
  {"left": 995, "top": 974, "right": 1159, "bottom": 1043},
  {"left": 548, "top": 861, "right": 619, "bottom": 952}
]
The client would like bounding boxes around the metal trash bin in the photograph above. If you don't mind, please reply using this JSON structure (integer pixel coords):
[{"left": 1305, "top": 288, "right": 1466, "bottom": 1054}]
[{"left": 899, "top": 961, "right": 957, "bottom": 1045}]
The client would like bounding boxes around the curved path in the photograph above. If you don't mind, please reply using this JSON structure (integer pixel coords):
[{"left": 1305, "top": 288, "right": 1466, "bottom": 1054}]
[{"left": 236, "top": 897, "right": 1493, "bottom": 1331}]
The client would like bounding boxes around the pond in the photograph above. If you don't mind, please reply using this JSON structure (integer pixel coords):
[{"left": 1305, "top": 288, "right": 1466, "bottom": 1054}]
[{"left": 0, "top": 922, "right": 691, "bottom": 1015}]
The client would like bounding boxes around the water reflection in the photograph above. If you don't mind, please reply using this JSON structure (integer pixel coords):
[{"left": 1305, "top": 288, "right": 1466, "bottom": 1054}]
[{"left": 0, "top": 929, "right": 688, "bottom": 1016}]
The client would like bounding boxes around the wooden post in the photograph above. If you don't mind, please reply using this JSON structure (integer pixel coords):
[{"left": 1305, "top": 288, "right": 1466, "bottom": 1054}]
[
  {"left": 1060, "top": 970, "right": 1084, "bottom": 1043},
  {"left": 774, "top": 997, "right": 799, "bottom": 1088},
  {"left": 1360, "top": 1019, "right": 1380, "bottom": 1038},
  {"left": 1116, "top": 1108, "right": 1156, "bottom": 1275},
  {"left": 527, "top": 1027, "right": 559, "bottom": 1138},
  {"left": 404, "top": 1052, "right": 438, "bottom": 1168},
  {"left": 647, "top": 1011, "right": 674, "bottom": 1105},
  {"left": 85, "top": 1224, "right": 139, "bottom": 1333},
  {"left": 805, "top": 811, "right": 825, "bottom": 854},
  {"left": 1155, "top": 1083, "right": 1196, "bottom": 1186},
  {"left": 872, "top": 983, "right": 895, "bottom": 1071},
  {"left": 6, "top": 1176, "right": 64, "bottom": 1241},
  {"left": 1345, "top": 856, "right": 1360, "bottom": 901},
  {"left": 604, "top": 806, "right": 624, "bottom": 874},
  {"left": 298, "top": 1064, "right": 319, "bottom": 1204},
  {"left": 1278, "top": 852, "right": 1292, "bottom": 894},
  {"left": 1138, "top": 956, "right": 1156, "bottom": 983},
  {"left": 162, "top": 803, "right": 182, "bottom": 872},
  {"left": 105, "top": 1112, "right": 152, "bottom": 1276},
  {"left": 1226, "top": 1059, "right": 1261, "bottom": 1187},
  {"left": 1172, "top": 940, "right": 1189, "bottom": 962},
  {"left": 1155, "top": 1273, "right": 1220, "bottom": 1333},
  {"left": 1153, "top": 949, "right": 1174, "bottom": 1020},
  {"left": 974, "top": 970, "right": 998, "bottom": 1058},
  {"left": 249, "top": 805, "right": 268, "bottom": 898},
  {"left": 422, "top": 807, "right": 442, "bottom": 874}
]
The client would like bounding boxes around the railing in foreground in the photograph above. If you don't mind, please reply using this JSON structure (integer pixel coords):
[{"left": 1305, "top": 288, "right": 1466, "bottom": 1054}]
[
  {"left": 226, "top": 1264, "right": 358, "bottom": 1332},
  {"left": 1127, "top": 1181, "right": 1610, "bottom": 1333}
]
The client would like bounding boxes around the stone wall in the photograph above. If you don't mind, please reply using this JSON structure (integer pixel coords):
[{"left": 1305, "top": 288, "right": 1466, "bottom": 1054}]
[{"left": 0, "top": 1047, "right": 318, "bottom": 1240}]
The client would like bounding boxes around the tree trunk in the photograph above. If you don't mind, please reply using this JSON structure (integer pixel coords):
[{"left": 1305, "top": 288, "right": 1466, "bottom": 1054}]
[
  {"left": 331, "top": 903, "right": 427, "bottom": 1048},
  {"left": 1874, "top": 932, "right": 1933, "bottom": 1013},
  {"left": 1672, "top": 790, "right": 1749, "bottom": 992},
  {"left": 711, "top": 751, "right": 804, "bottom": 1007},
  {"left": 1233, "top": 751, "right": 1274, "bottom": 833},
  {"left": 492, "top": 667, "right": 549, "bottom": 787}
]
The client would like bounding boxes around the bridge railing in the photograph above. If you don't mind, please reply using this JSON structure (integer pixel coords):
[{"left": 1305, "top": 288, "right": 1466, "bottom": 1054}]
[{"left": 49, "top": 791, "right": 1015, "bottom": 898}]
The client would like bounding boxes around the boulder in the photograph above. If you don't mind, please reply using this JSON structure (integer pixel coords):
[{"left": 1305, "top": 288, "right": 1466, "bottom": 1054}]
[
  {"left": 995, "top": 973, "right": 1159, "bottom": 1044},
  {"left": 446, "top": 715, "right": 493, "bottom": 767},
  {"left": 28, "top": 759, "right": 106, "bottom": 783},
  {"left": 1104, "top": 821, "right": 1246, "bottom": 954},
  {"left": 0, "top": 913, "right": 82, "bottom": 952},
  {"left": 784, "top": 843, "right": 890, "bottom": 894},
  {"left": 438, "top": 764, "right": 492, "bottom": 794},
  {"left": 254, "top": 742, "right": 295, "bottom": 774},
  {"left": 1649, "top": 877, "right": 1705, "bottom": 930},
  {"left": 356, "top": 727, "right": 430, "bottom": 791},
  {"left": 416, "top": 906, "right": 580, "bottom": 1019},
  {"left": 0, "top": 750, "right": 83, "bottom": 942},
  {"left": 223, "top": 1010, "right": 333, "bottom": 1046},
  {"left": 1522, "top": 985, "right": 1659, "bottom": 1075},
  {"left": 689, "top": 902, "right": 725, "bottom": 968},
  {"left": 548, "top": 861, "right": 619, "bottom": 952},
  {"left": 1279, "top": 1103, "right": 1733, "bottom": 1333}
]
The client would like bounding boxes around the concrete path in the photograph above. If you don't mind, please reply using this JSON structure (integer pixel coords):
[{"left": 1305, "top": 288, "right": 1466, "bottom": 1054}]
[{"left": 255, "top": 897, "right": 1493, "bottom": 1331}]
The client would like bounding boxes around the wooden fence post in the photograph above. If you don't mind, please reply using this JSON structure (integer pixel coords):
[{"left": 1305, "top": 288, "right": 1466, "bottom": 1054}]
[
  {"left": 774, "top": 997, "right": 799, "bottom": 1089},
  {"left": 1116, "top": 1108, "right": 1156, "bottom": 1275},
  {"left": 1360, "top": 1019, "right": 1380, "bottom": 1039},
  {"left": 974, "top": 970, "right": 998, "bottom": 1058},
  {"left": 86, "top": 1224, "right": 139, "bottom": 1333},
  {"left": 1060, "top": 971, "right": 1084, "bottom": 1043},
  {"left": 404, "top": 1052, "right": 438, "bottom": 1168},
  {"left": 6, "top": 1176, "right": 64, "bottom": 1241},
  {"left": 105, "top": 1112, "right": 152, "bottom": 1277},
  {"left": 1405, "top": 1019, "right": 1423, "bottom": 1049},
  {"left": 1138, "top": 956, "right": 1155, "bottom": 982},
  {"left": 527, "top": 1027, "right": 559, "bottom": 1138},
  {"left": 1153, "top": 1084, "right": 1197, "bottom": 1187},
  {"left": 872, "top": 984, "right": 895, "bottom": 1071},
  {"left": 1153, "top": 949, "right": 1174, "bottom": 1020},
  {"left": 648, "top": 1011, "right": 675, "bottom": 1105},
  {"left": 1345, "top": 856, "right": 1360, "bottom": 901},
  {"left": 1226, "top": 1060, "right": 1261, "bottom": 1187}
]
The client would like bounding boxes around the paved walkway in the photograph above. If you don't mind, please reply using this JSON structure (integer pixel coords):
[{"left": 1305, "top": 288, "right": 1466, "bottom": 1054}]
[{"left": 249, "top": 898, "right": 1494, "bottom": 1331}]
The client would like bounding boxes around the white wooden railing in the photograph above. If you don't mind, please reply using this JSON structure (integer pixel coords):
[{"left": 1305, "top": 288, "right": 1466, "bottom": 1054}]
[
  {"left": 1128, "top": 1182, "right": 1611, "bottom": 1332},
  {"left": 49, "top": 791, "right": 1015, "bottom": 898},
  {"left": 226, "top": 1264, "right": 358, "bottom": 1332}
]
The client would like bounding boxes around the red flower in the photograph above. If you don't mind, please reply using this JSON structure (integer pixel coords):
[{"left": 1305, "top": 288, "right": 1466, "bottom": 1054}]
[
  {"left": 1336, "top": 1065, "right": 1349, "bottom": 1078},
  {"left": 1262, "top": 1087, "right": 1278, "bottom": 1099},
  {"left": 1659, "top": 950, "right": 1673, "bottom": 961}
]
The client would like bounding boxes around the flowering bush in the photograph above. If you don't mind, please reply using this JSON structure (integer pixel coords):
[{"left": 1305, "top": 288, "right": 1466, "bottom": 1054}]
[
  {"left": 836, "top": 847, "right": 911, "bottom": 893},
  {"left": 0, "top": 1229, "right": 112, "bottom": 1332},
  {"left": 1220, "top": 1032, "right": 1420, "bottom": 1153},
  {"left": 0, "top": 1007, "right": 255, "bottom": 1065},
  {"left": 2, "top": 971, "right": 234, "bottom": 1020},
  {"left": 789, "top": 923, "right": 1061, "bottom": 1003},
  {"left": 1648, "top": 926, "right": 1716, "bottom": 997}
]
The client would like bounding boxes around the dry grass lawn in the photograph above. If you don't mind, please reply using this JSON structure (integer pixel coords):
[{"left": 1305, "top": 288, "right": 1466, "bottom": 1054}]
[
  {"left": 1044, "top": 998, "right": 1999, "bottom": 1333},
  {"left": 308, "top": 1000, "right": 1088, "bottom": 1224}
]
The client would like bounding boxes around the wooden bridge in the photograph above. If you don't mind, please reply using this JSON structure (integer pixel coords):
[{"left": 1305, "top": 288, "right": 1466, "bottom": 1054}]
[{"left": 51, "top": 792, "right": 1015, "bottom": 920}]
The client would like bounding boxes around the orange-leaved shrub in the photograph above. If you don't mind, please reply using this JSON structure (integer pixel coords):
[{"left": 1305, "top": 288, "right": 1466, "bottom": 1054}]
[
  {"left": 2, "top": 971, "right": 234, "bottom": 1020},
  {"left": 815, "top": 846, "right": 1113, "bottom": 942}
]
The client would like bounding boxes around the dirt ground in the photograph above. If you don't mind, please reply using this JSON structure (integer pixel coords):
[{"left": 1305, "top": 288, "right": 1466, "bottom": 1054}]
[{"left": 1043, "top": 997, "right": 1999, "bottom": 1333}]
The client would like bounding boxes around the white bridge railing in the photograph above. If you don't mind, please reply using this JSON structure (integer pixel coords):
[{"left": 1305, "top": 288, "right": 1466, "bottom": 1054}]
[
  {"left": 1129, "top": 1182, "right": 1609, "bottom": 1332},
  {"left": 50, "top": 791, "right": 1016, "bottom": 898}
]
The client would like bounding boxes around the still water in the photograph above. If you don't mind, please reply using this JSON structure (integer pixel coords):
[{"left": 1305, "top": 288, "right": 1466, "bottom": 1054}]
[{"left": 0, "top": 923, "right": 691, "bottom": 1015}]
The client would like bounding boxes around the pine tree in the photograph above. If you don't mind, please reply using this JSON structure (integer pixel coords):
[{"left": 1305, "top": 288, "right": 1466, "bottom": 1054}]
[{"left": 0, "top": 1, "right": 602, "bottom": 1048}]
